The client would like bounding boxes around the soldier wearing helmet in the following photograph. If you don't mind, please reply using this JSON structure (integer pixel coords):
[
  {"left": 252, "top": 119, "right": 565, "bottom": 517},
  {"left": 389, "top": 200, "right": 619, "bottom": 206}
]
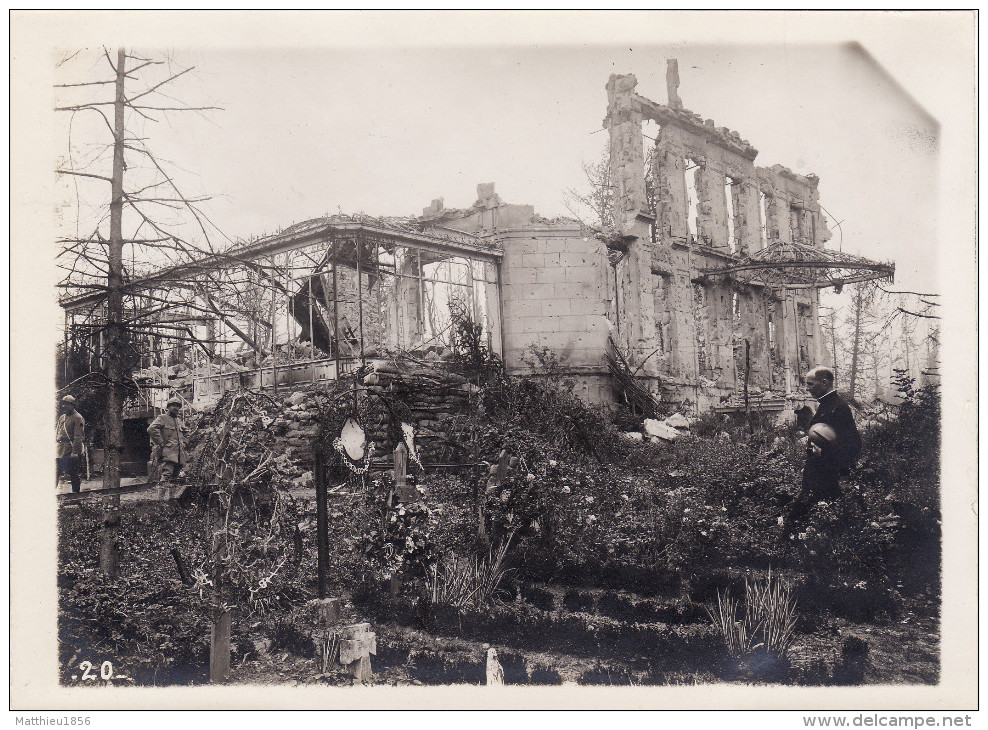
[
  {"left": 147, "top": 396, "right": 186, "bottom": 484},
  {"left": 783, "top": 366, "right": 862, "bottom": 528},
  {"left": 56, "top": 394, "right": 86, "bottom": 493}
]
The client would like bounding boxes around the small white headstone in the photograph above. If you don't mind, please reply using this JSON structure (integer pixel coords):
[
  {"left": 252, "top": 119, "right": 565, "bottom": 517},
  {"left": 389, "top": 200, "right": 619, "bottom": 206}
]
[{"left": 486, "top": 647, "right": 504, "bottom": 686}]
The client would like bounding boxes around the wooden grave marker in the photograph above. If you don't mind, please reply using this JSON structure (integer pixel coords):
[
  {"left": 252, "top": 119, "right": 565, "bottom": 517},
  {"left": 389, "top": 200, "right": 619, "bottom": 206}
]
[{"left": 338, "top": 622, "right": 376, "bottom": 683}]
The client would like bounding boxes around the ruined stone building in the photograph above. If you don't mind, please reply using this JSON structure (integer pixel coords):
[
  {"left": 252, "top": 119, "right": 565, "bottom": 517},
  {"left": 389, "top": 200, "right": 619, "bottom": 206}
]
[
  {"left": 61, "top": 64, "right": 893, "bottom": 448},
  {"left": 598, "top": 66, "right": 834, "bottom": 410}
]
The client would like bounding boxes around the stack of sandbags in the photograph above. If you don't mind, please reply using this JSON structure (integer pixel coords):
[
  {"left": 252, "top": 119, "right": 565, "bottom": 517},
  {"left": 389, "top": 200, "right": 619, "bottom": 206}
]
[
  {"left": 269, "top": 388, "right": 325, "bottom": 467},
  {"left": 360, "top": 359, "right": 479, "bottom": 460}
]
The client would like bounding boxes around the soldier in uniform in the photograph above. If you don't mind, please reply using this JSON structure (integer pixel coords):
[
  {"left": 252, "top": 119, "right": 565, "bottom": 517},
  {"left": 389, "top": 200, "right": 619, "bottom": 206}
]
[
  {"left": 147, "top": 396, "right": 185, "bottom": 484},
  {"left": 56, "top": 395, "right": 86, "bottom": 493}
]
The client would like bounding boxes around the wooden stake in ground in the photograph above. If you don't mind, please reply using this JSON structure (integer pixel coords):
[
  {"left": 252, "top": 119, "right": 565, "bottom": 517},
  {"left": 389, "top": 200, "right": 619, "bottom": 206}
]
[
  {"left": 314, "top": 447, "right": 329, "bottom": 599},
  {"left": 171, "top": 546, "right": 192, "bottom": 585},
  {"left": 209, "top": 493, "right": 231, "bottom": 683}
]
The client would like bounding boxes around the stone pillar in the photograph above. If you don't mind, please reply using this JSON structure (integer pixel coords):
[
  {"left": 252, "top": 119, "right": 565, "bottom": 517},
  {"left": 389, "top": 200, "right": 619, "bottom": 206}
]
[
  {"left": 764, "top": 194, "right": 784, "bottom": 244},
  {"left": 737, "top": 288, "right": 771, "bottom": 389},
  {"left": 605, "top": 74, "right": 647, "bottom": 237},
  {"left": 697, "top": 164, "right": 730, "bottom": 251},
  {"left": 789, "top": 206, "right": 803, "bottom": 246},
  {"left": 606, "top": 73, "right": 656, "bottom": 362},
  {"left": 615, "top": 247, "right": 655, "bottom": 358},
  {"left": 669, "top": 268, "right": 698, "bottom": 382},
  {"left": 777, "top": 199, "right": 794, "bottom": 245},
  {"left": 654, "top": 134, "right": 688, "bottom": 242},
  {"left": 736, "top": 181, "right": 762, "bottom": 256},
  {"left": 396, "top": 250, "right": 422, "bottom": 350},
  {"left": 812, "top": 208, "right": 833, "bottom": 248},
  {"left": 778, "top": 289, "right": 800, "bottom": 389},
  {"left": 708, "top": 281, "right": 736, "bottom": 386},
  {"left": 809, "top": 291, "right": 826, "bottom": 368}
]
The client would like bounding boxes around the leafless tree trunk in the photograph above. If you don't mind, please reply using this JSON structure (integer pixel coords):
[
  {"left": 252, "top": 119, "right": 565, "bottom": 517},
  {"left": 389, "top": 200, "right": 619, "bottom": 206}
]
[
  {"left": 97, "top": 48, "right": 128, "bottom": 577},
  {"left": 103, "top": 48, "right": 127, "bottom": 494},
  {"left": 848, "top": 285, "right": 864, "bottom": 400}
]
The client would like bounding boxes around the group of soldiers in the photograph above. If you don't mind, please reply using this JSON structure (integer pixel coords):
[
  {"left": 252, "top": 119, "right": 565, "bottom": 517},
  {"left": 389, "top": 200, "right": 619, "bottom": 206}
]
[
  {"left": 57, "top": 366, "right": 859, "bottom": 528},
  {"left": 56, "top": 394, "right": 186, "bottom": 493}
]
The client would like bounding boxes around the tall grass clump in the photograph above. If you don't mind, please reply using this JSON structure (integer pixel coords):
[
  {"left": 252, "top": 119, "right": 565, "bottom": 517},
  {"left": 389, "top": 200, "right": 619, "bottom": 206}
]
[
  {"left": 424, "top": 535, "right": 514, "bottom": 609},
  {"left": 707, "top": 570, "right": 798, "bottom": 660}
]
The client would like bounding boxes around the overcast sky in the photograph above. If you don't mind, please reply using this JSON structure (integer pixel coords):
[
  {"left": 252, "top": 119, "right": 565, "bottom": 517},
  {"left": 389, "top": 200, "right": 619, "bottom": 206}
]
[{"left": 46, "top": 12, "right": 975, "bottom": 301}]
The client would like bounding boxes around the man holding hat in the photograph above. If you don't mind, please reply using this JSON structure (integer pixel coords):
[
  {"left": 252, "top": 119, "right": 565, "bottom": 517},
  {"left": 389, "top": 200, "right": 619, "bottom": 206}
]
[
  {"left": 56, "top": 395, "right": 86, "bottom": 493},
  {"left": 783, "top": 366, "right": 862, "bottom": 528},
  {"left": 147, "top": 396, "right": 186, "bottom": 483}
]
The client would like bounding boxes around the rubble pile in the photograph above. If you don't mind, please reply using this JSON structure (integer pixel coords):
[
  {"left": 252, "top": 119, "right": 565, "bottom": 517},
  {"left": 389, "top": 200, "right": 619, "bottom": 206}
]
[{"left": 621, "top": 412, "right": 695, "bottom": 444}]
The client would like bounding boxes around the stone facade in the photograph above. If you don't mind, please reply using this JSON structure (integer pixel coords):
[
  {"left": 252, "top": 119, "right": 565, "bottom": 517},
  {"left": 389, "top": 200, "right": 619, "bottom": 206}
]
[{"left": 596, "top": 67, "right": 830, "bottom": 412}]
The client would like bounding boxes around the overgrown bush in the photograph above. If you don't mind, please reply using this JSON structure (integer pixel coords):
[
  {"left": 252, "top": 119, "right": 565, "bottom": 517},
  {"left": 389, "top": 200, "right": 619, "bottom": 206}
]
[
  {"left": 855, "top": 373, "right": 940, "bottom": 510},
  {"left": 58, "top": 503, "right": 212, "bottom": 685},
  {"left": 447, "top": 301, "right": 503, "bottom": 385},
  {"left": 843, "top": 373, "right": 941, "bottom": 593},
  {"left": 480, "top": 356, "right": 628, "bottom": 460},
  {"left": 361, "top": 477, "right": 436, "bottom": 582}
]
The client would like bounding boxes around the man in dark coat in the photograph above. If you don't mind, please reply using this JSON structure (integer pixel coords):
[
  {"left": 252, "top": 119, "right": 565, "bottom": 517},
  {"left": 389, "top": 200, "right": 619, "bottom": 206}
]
[
  {"left": 148, "top": 397, "right": 185, "bottom": 483},
  {"left": 783, "top": 366, "right": 862, "bottom": 527}
]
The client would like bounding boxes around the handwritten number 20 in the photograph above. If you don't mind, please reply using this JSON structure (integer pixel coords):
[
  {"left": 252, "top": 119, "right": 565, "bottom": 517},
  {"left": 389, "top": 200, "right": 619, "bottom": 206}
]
[{"left": 79, "top": 661, "right": 113, "bottom": 680}]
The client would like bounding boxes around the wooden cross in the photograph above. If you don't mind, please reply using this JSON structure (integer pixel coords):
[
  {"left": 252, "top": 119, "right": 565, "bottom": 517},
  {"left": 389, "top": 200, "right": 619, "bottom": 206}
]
[{"left": 338, "top": 622, "right": 376, "bottom": 682}]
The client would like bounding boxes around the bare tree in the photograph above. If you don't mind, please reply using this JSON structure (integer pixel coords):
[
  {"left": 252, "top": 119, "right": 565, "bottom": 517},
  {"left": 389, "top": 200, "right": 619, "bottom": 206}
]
[
  {"left": 562, "top": 150, "right": 614, "bottom": 231},
  {"left": 55, "top": 48, "right": 289, "bottom": 502},
  {"left": 821, "top": 282, "right": 939, "bottom": 402}
]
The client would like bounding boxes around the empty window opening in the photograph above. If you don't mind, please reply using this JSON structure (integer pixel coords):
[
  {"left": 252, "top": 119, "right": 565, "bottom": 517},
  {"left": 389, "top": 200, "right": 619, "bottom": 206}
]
[
  {"left": 684, "top": 158, "right": 700, "bottom": 244},
  {"left": 758, "top": 191, "right": 769, "bottom": 248},
  {"left": 725, "top": 176, "right": 737, "bottom": 253},
  {"left": 789, "top": 205, "right": 801, "bottom": 244}
]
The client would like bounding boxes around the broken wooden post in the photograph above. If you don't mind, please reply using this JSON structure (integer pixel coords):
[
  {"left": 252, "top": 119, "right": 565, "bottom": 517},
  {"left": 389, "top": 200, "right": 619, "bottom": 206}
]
[
  {"left": 313, "top": 597, "right": 341, "bottom": 625},
  {"left": 309, "top": 597, "right": 343, "bottom": 674},
  {"left": 209, "top": 492, "right": 231, "bottom": 683},
  {"left": 171, "top": 546, "right": 191, "bottom": 585},
  {"left": 314, "top": 447, "right": 329, "bottom": 599},
  {"left": 339, "top": 622, "right": 376, "bottom": 683},
  {"left": 209, "top": 609, "right": 232, "bottom": 683},
  {"left": 98, "top": 494, "right": 121, "bottom": 578}
]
